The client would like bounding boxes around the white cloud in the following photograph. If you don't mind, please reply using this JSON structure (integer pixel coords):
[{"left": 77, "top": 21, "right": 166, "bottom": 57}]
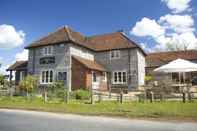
[
  {"left": 161, "top": 0, "right": 192, "bottom": 13},
  {"left": 139, "top": 43, "right": 152, "bottom": 53},
  {"left": 15, "top": 49, "right": 28, "bottom": 61},
  {"left": 131, "top": 17, "right": 165, "bottom": 38},
  {"left": 154, "top": 32, "right": 197, "bottom": 51},
  {"left": 159, "top": 14, "right": 194, "bottom": 33},
  {"left": 0, "top": 24, "right": 25, "bottom": 48},
  {"left": 0, "top": 64, "right": 10, "bottom": 75}
]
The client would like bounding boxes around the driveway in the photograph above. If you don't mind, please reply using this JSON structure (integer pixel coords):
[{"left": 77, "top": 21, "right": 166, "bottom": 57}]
[{"left": 0, "top": 109, "right": 196, "bottom": 131}]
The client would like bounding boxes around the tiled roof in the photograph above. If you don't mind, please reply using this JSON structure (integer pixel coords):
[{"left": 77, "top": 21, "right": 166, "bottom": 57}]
[
  {"left": 146, "top": 50, "right": 197, "bottom": 67},
  {"left": 85, "top": 32, "right": 138, "bottom": 51},
  {"left": 72, "top": 56, "right": 106, "bottom": 71},
  {"left": 7, "top": 61, "right": 28, "bottom": 71},
  {"left": 25, "top": 26, "right": 145, "bottom": 54}
]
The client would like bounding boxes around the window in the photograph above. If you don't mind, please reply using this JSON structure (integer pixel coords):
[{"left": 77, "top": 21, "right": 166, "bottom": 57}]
[
  {"left": 102, "top": 72, "right": 107, "bottom": 82},
  {"left": 43, "top": 46, "right": 53, "bottom": 56},
  {"left": 93, "top": 72, "right": 97, "bottom": 82},
  {"left": 110, "top": 50, "right": 120, "bottom": 59},
  {"left": 58, "top": 72, "right": 67, "bottom": 81},
  {"left": 113, "top": 71, "right": 127, "bottom": 84},
  {"left": 40, "top": 57, "right": 55, "bottom": 64},
  {"left": 41, "top": 70, "right": 53, "bottom": 84},
  {"left": 19, "top": 71, "right": 26, "bottom": 81}
]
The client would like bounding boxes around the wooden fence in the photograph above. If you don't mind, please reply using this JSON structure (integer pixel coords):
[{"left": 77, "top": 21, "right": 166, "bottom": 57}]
[{"left": 91, "top": 90, "right": 197, "bottom": 103}]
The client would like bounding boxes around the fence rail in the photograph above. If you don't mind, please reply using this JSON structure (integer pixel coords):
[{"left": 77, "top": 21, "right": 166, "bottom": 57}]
[{"left": 92, "top": 90, "right": 197, "bottom": 103}]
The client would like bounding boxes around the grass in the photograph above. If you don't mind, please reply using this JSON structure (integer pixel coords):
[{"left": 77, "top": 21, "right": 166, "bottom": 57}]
[{"left": 0, "top": 96, "right": 197, "bottom": 121}]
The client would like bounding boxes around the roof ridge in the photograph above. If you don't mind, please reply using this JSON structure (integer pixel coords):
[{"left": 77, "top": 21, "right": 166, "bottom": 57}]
[
  {"left": 64, "top": 26, "right": 74, "bottom": 41},
  {"left": 88, "top": 31, "right": 121, "bottom": 38},
  {"left": 148, "top": 49, "right": 197, "bottom": 55}
]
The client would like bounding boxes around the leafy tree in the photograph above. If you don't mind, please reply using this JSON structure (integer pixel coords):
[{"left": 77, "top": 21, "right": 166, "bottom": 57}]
[{"left": 18, "top": 75, "right": 38, "bottom": 98}]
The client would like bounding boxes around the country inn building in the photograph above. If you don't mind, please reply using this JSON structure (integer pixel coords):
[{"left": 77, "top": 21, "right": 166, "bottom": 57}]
[{"left": 7, "top": 26, "right": 146, "bottom": 91}]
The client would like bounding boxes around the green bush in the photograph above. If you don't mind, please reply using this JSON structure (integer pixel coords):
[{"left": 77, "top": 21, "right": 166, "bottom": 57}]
[
  {"left": 73, "top": 89, "right": 90, "bottom": 100},
  {"left": 48, "top": 81, "right": 67, "bottom": 100}
]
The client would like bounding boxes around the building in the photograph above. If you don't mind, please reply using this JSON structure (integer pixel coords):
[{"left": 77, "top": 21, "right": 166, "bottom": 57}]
[
  {"left": 146, "top": 50, "right": 197, "bottom": 83},
  {"left": 8, "top": 26, "right": 146, "bottom": 91}
]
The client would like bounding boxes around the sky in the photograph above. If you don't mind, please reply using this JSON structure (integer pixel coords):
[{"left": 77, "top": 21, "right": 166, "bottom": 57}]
[{"left": 0, "top": 0, "right": 197, "bottom": 74}]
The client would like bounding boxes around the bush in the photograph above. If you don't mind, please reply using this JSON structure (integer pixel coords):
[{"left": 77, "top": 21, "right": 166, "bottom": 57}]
[
  {"left": 18, "top": 75, "right": 38, "bottom": 97},
  {"left": 48, "top": 81, "right": 67, "bottom": 100},
  {"left": 73, "top": 89, "right": 90, "bottom": 100}
]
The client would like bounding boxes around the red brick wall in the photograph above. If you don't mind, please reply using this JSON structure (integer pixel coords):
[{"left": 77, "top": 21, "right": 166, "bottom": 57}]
[
  {"left": 72, "top": 58, "right": 108, "bottom": 91},
  {"left": 71, "top": 58, "right": 87, "bottom": 90}
]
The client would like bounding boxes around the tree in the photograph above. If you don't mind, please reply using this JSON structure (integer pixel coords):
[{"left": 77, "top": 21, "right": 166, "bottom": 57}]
[
  {"left": 18, "top": 75, "right": 38, "bottom": 99},
  {"left": 0, "top": 74, "right": 4, "bottom": 85},
  {"left": 165, "top": 40, "right": 191, "bottom": 51}
]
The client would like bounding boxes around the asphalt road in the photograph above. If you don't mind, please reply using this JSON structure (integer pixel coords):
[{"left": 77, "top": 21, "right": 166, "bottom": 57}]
[{"left": 0, "top": 109, "right": 196, "bottom": 131}]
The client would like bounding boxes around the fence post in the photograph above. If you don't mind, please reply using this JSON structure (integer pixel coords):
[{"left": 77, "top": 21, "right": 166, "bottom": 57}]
[
  {"left": 120, "top": 92, "right": 123, "bottom": 104},
  {"left": 90, "top": 89, "right": 95, "bottom": 104},
  {"left": 98, "top": 93, "right": 102, "bottom": 103},
  {"left": 65, "top": 90, "right": 69, "bottom": 103},
  {"left": 44, "top": 91, "right": 47, "bottom": 103},
  {"left": 182, "top": 92, "right": 186, "bottom": 103},
  {"left": 43, "top": 87, "right": 47, "bottom": 103},
  {"left": 188, "top": 92, "right": 192, "bottom": 102},
  {"left": 120, "top": 89, "right": 123, "bottom": 104},
  {"left": 150, "top": 91, "right": 154, "bottom": 103}
]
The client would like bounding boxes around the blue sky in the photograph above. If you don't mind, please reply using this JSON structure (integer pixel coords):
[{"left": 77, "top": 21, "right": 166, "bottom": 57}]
[{"left": 0, "top": 0, "right": 197, "bottom": 74}]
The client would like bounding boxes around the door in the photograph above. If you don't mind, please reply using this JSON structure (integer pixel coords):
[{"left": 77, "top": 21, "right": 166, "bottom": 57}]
[{"left": 92, "top": 71, "right": 99, "bottom": 89}]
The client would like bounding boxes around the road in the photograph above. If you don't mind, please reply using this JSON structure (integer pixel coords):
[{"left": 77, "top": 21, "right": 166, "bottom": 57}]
[{"left": 0, "top": 109, "right": 196, "bottom": 131}]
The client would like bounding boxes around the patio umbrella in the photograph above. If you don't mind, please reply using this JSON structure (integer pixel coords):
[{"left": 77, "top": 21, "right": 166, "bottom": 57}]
[
  {"left": 154, "top": 58, "right": 197, "bottom": 92},
  {"left": 154, "top": 59, "right": 197, "bottom": 73}
]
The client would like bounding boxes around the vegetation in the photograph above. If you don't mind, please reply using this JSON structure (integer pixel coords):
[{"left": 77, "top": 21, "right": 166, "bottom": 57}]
[
  {"left": 73, "top": 89, "right": 90, "bottom": 100},
  {"left": 18, "top": 75, "right": 38, "bottom": 97},
  {"left": 0, "top": 74, "right": 4, "bottom": 85},
  {"left": 0, "top": 96, "right": 197, "bottom": 121},
  {"left": 45, "top": 81, "right": 68, "bottom": 102}
]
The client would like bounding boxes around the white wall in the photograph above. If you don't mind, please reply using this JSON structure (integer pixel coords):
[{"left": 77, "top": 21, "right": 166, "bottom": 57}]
[
  {"left": 70, "top": 46, "right": 94, "bottom": 61},
  {"left": 137, "top": 50, "right": 145, "bottom": 86}
]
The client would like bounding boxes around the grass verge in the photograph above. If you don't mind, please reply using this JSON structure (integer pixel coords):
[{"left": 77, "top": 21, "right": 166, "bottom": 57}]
[{"left": 0, "top": 96, "right": 197, "bottom": 121}]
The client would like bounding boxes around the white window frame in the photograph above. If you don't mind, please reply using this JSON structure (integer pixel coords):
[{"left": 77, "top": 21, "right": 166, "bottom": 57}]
[
  {"left": 110, "top": 50, "right": 120, "bottom": 59},
  {"left": 42, "top": 46, "right": 54, "bottom": 56},
  {"left": 112, "top": 71, "right": 127, "bottom": 84},
  {"left": 102, "top": 72, "right": 107, "bottom": 82},
  {"left": 40, "top": 69, "right": 54, "bottom": 84},
  {"left": 19, "top": 71, "right": 25, "bottom": 81}
]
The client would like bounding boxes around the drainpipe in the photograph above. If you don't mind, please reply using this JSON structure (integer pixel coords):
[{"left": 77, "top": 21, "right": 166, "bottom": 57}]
[
  {"left": 32, "top": 49, "right": 36, "bottom": 74},
  {"left": 128, "top": 49, "right": 131, "bottom": 90}
]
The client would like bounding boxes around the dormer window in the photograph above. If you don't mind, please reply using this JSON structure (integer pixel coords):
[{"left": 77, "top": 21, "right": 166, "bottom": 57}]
[
  {"left": 110, "top": 50, "right": 120, "bottom": 59},
  {"left": 43, "top": 46, "right": 53, "bottom": 56}
]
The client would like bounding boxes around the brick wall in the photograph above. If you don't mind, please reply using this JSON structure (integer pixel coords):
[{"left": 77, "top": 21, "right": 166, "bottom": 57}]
[{"left": 71, "top": 58, "right": 87, "bottom": 90}]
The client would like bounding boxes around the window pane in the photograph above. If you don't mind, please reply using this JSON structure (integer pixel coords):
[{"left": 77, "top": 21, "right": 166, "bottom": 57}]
[
  {"left": 123, "top": 72, "right": 126, "bottom": 82},
  {"left": 93, "top": 72, "right": 97, "bottom": 82},
  {"left": 114, "top": 72, "right": 117, "bottom": 82},
  {"left": 44, "top": 48, "right": 47, "bottom": 55},
  {"left": 42, "top": 71, "right": 45, "bottom": 83},
  {"left": 50, "top": 70, "right": 53, "bottom": 82},
  {"left": 118, "top": 72, "right": 122, "bottom": 82},
  {"left": 111, "top": 51, "right": 115, "bottom": 58},
  {"left": 48, "top": 47, "right": 51, "bottom": 54},
  {"left": 116, "top": 51, "right": 120, "bottom": 57},
  {"left": 46, "top": 71, "right": 49, "bottom": 83}
]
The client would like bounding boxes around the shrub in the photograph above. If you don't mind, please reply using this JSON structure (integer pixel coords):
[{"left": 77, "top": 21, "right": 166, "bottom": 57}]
[
  {"left": 73, "top": 89, "right": 90, "bottom": 100},
  {"left": 18, "top": 75, "right": 38, "bottom": 96},
  {"left": 48, "top": 81, "right": 67, "bottom": 100}
]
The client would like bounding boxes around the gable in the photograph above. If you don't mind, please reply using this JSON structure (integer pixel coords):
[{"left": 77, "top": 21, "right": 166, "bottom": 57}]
[{"left": 25, "top": 26, "right": 146, "bottom": 55}]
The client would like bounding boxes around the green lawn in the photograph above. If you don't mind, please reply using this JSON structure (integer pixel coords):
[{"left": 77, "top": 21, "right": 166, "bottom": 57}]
[{"left": 0, "top": 96, "right": 197, "bottom": 121}]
